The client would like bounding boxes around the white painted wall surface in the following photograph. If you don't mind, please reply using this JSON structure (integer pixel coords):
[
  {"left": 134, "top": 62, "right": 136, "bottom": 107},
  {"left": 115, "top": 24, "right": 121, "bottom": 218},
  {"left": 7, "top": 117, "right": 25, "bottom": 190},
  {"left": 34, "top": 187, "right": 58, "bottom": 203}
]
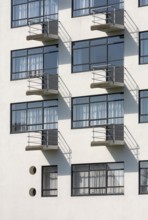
[{"left": 0, "top": 0, "right": 148, "bottom": 219}]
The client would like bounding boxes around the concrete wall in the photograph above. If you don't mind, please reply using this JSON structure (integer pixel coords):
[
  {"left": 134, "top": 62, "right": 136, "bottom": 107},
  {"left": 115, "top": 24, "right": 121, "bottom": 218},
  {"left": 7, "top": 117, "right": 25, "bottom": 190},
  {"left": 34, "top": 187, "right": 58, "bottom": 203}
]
[{"left": 0, "top": 0, "right": 148, "bottom": 219}]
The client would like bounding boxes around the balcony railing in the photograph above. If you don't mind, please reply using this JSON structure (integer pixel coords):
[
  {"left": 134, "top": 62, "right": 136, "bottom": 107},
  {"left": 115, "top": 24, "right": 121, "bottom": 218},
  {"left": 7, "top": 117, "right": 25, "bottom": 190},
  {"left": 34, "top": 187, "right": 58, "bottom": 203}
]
[
  {"left": 26, "top": 17, "right": 59, "bottom": 42},
  {"left": 91, "top": 7, "right": 124, "bottom": 33},
  {"left": 26, "top": 129, "right": 58, "bottom": 151},
  {"left": 26, "top": 70, "right": 58, "bottom": 96},
  {"left": 91, "top": 124, "right": 124, "bottom": 147},
  {"left": 90, "top": 65, "right": 124, "bottom": 89}
]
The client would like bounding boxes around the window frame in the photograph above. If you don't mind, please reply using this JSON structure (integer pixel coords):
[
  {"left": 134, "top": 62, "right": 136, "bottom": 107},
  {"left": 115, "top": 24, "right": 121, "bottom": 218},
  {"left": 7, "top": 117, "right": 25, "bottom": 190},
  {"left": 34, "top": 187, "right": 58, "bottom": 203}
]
[
  {"left": 139, "top": 31, "right": 148, "bottom": 65},
  {"left": 11, "top": 0, "right": 58, "bottom": 28},
  {"left": 71, "top": 93, "right": 124, "bottom": 129},
  {"left": 139, "top": 161, "right": 148, "bottom": 194},
  {"left": 139, "top": 89, "right": 148, "bottom": 123},
  {"left": 138, "top": 0, "right": 148, "bottom": 7},
  {"left": 72, "top": 35, "right": 124, "bottom": 73},
  {"left": 72, "top": 0, "right": 124, "bottom": 18},
  {"left": 10, "top": 99, "right": 58, "bottom": 134},
  {"left": 11, "top": 44, "right": 58, "bottom": 81},
  {"left": 71, "top": 162, "right": 124, "bottom": 196},
  {"left": 42, "top": 165, "right": 58, "bottom": 197}
]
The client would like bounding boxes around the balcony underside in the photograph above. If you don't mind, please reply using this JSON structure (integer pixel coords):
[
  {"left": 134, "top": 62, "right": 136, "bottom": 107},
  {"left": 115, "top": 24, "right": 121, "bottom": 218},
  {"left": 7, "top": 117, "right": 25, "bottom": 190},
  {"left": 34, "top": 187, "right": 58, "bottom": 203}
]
[
  {"left": 91, "top": 23, "right": 124, "bottom": 33},
  {"left": 90, "top": 81, "right": 124, "bottom": 89},
  {"left": 25, "top": 145, "right": 58, "bottom": 151},
  {"left": 26, "top": 33, "right": 58, "bottom": 42},
  {"left": 26, "top": 89, "right": 58, "bottom": 96},
  {"left": 91, "top": 140, "right": 124, "bottom": 147}
]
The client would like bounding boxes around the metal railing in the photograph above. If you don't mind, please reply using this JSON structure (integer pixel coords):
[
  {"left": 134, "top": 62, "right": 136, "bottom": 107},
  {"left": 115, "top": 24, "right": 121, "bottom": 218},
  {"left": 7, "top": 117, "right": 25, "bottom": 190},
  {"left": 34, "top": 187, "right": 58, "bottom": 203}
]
[
  {"left": 92, "top": 7, "right": 124, "bottom": 26},
  {"left": 92, "top": 124, "right": 124, "bottom": 143},
  {"left": 92, "top": 65, "right": 124, "bottom": 84},
  {"left": 27, "top": 70, "right": 58, "bottom": 92},
  {"left": 27, "top": 129, "right": 58, "bottom": 147},
  {"left": 27, "top": 16, "right": 58, "bottom": 37}
]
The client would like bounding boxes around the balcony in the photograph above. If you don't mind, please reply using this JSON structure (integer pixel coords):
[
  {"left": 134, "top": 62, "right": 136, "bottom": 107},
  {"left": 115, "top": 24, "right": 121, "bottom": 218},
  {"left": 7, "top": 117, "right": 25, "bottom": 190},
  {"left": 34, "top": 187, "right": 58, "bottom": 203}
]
[
  {"left": 91, "top": 124, "right": 124, "bottom": 147},
  {"left": 26, "top": 129, "right": 58, "bottom": 151},
  {"left": 90, "top": 65, "right": 124, "bottom": 89},
  {"left": 26, "top": 19, "right": 59, "bottom": 42},
  {"left": 91, "top": 8, "right": 124, "bottom": 33},
  {"left": 26, "top": 71, "right": 58, "bottom": 96}
]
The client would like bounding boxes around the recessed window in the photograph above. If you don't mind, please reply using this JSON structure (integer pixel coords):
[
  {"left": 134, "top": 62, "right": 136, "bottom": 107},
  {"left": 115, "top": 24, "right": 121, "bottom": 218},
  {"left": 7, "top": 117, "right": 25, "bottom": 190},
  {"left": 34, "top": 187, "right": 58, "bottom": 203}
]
[
  {"left": 72, "top": 0, "right": 124, "bottom": 17},
  {"left": 71, "top": 162, "right": 124, "bottom": 196},
  {"left": 42, "top": 165, "right": 58, "bottom": 197},
  {"left": 72, "top": 93, "right": 124, "bottom": 128},
  {"left": 139, "top": 161, "right": 148, "bottom": 194},
  {"left": 11, "top": 0, "right": 58, "bottom": 28},
  {"left": 139, "top": 0, "right": 148, "bottom": 7},
  {"left": 139, "top": 31, "right": 148, "bottom": 64},
  {"left": 72, "top": 35, "right": 124, "bottom": 73},
  {"left": 139, "top": 90, "right": 148, "bottom": 123},
  {"left": 11, "top": 45, "right": 58, "bottom": 80},
  {"left": 11, "top": 100, "right": 58, "bottom": 133}
]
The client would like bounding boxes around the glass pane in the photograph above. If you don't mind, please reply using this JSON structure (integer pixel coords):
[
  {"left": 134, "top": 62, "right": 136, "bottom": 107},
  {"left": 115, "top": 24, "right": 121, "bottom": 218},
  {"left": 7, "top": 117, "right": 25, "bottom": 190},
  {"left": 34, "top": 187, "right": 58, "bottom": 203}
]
[
  {"left": 108, "top": 43, "right": 124, "bottom": 62},
  {"left": 44, "top": 107, "right": 58, "bottom": 123},
  {"left": 44, "top": 52, "right": 58, "bottom": 70},
  {"left": 90, "top": 0, "right": 107, "bottom": 7},
  {"left": 140, "top": 161, "right": 148, "bottom": 168},
  {"left": 73, "top": 0, "right": 89, "bottom": 9},
  {"left": 73, "top": 48, "right": 89, "bottom": 65},
  {"left": 140, "top": 169, "right": 148, "bottom": 185},
  {"left": 28, "top": 1, "right": 40, "bottom": 18},
  {"left": 90, "top": 102, "right": 107, "bottom": 119},
  {"left": 13, "top": 4, "right": 27, "bottom": 20},
  {"left": 90, "top": 45, "right": 107, "bottom": 64},
  {"left": 73, "top": 172, "right": 89, "bottom": 188},
  {"left": 108, "top": 101, "right": 124, "bottom": 118},
  {"left": 27, "top": 108, "right": 42, "bottom": 125},
  {"left": 140, "top": 90, "right": 148, "bottom": 98},
  {"left": 141, "top": 98, "right": 148, "bottom": 114},
  {"left": 141, "top": 39, "right": 148, "bottom": 56},
  {"left": 140, "top": 0, "right": 148, "bottom": 6},
  {"left": 73, "top": 104, "right": 89, "bottom": 120},
  {"left": 13, "top": 57, "right": 27, "bottom": 72}
]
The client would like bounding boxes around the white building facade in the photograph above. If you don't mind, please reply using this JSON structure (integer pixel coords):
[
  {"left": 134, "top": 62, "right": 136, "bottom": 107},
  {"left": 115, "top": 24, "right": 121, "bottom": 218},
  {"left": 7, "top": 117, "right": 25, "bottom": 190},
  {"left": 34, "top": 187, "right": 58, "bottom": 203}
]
[{"left": 0, "top": 0, "right": 148, "bottom": 219}]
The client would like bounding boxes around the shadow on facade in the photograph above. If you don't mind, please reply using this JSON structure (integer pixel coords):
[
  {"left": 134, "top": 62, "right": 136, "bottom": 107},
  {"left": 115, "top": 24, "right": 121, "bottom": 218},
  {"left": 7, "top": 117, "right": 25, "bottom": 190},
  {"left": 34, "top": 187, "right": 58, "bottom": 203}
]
[
  {"left": 43, "top": 132, "right": 72, "bottom": 175},
  {"left": 124, "top": 11, "right": 139, "bottom": 56}
]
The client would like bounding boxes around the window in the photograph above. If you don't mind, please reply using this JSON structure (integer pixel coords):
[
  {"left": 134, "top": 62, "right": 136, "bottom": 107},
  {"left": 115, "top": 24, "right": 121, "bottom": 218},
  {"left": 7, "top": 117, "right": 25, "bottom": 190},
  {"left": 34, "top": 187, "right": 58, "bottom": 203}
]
[
  {"left": 11, "top": 45, "right": 58, "bottom": 80},
  {"left": 42, "top": 165, "right": 58, "bottom": 197},
  {"left": 139, "top": 31, "right": 148, "bottom": 64},
  {"left": 72, "top": 93, "right": 124, "bottom": 128},
  {"left": 139, "top": 0, "right": 148, "bottom": 7},
  {"left": 139, "top": 161, "right": 148, "bottom": 194},
  {"left": 72, "top": 0, "right": 124, "bottom": 17},
  {"left": 139, "top": 90, "right": 148, "bottom": 123},
  {"left": 71, "top": 162, "right": 124, "bottom": 196},
  {"left": 72, "top": 35, "right": 124, "bottom": 73},
  {"left": 12, "top": 0, "right": 58, "bottom": 27},
  {"left": 11, "top": 99, "right": 58, "bottom": 133}
]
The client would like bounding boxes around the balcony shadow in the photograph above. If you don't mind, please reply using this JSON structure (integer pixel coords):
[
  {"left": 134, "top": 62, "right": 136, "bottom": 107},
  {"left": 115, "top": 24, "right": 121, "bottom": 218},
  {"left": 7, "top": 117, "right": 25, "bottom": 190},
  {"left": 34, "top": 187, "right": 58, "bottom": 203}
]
[
  {"left": 124, "top": 11, "right": 139, "bottom": 57},
  {"left": 107, "top": 126, "right": 140, "bottom": 172},
  {"left": 42, "top": 132, "right": 72, "bottom": 176},
  {"left": 124, "top": 67, "right": 139, "bottom": 103},
  {"left": 58, "top": 22, "right": 72, "bottom": 65},
  {"left": 59, "top": 76, "right": 72, "bottom": 109}
]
